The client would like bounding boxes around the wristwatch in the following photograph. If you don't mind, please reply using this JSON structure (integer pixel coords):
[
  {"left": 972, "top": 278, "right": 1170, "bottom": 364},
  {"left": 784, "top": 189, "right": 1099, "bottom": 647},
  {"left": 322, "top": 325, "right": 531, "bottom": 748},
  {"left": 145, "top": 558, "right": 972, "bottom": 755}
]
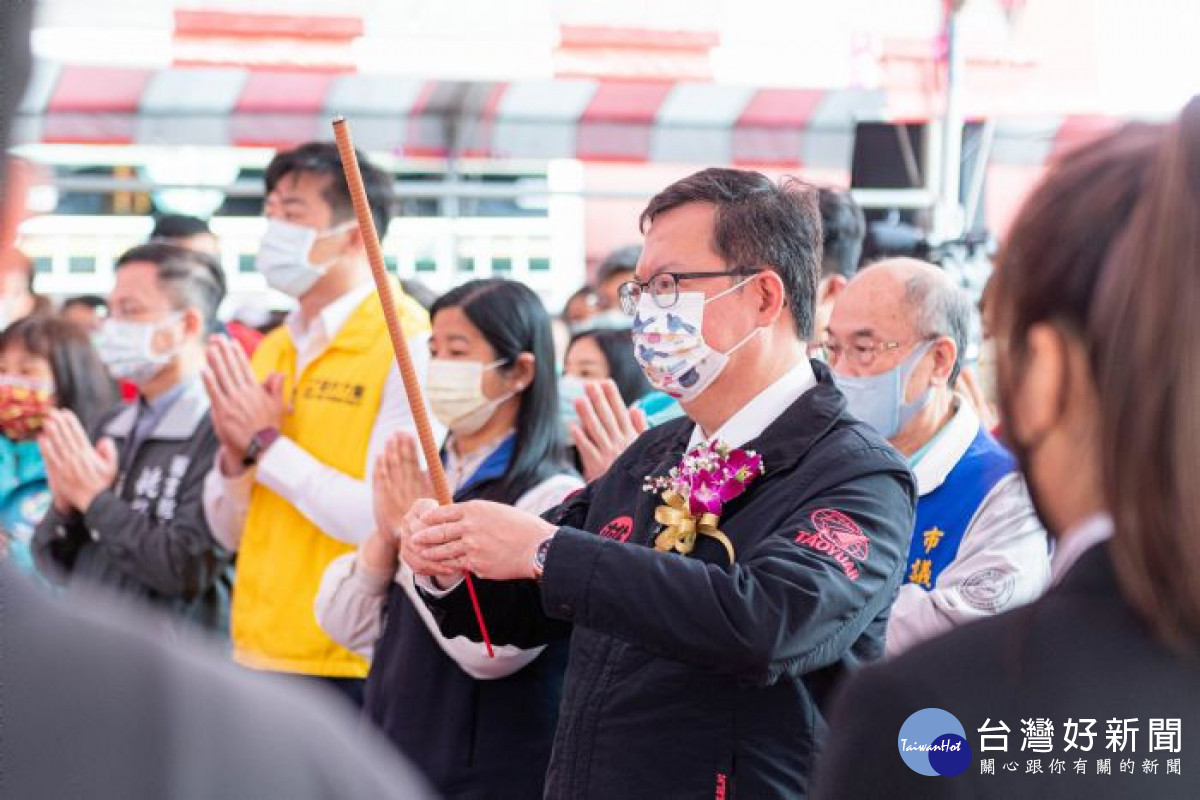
[
  {"left": 242, "top": 427, "right": 281, "bottom": 467},
  {"left": 532, "top": 536, "right": 555, "bottom": 582}
]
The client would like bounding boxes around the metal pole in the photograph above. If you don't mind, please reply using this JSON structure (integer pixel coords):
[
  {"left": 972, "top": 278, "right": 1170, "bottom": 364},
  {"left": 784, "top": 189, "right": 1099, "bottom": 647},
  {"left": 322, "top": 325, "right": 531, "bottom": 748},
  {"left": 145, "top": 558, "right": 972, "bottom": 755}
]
[{"left": 933, "top": 0, "right": 966, "bottom": 243}]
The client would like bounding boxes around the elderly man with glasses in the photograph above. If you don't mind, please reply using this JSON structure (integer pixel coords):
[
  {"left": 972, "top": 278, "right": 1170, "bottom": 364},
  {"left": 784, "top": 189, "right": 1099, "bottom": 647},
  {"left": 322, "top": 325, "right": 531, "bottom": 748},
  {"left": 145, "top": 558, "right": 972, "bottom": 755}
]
[{"left": 825, "top": 257, "right": 1049, "bottom": 657}]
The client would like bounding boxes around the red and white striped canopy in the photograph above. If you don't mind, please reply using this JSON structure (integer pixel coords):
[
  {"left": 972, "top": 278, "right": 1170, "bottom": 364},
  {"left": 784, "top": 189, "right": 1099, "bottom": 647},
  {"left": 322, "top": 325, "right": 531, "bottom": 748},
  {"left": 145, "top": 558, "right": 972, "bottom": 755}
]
[{"left": 15, "top": 65, "right": 1090, "bottom": 168}]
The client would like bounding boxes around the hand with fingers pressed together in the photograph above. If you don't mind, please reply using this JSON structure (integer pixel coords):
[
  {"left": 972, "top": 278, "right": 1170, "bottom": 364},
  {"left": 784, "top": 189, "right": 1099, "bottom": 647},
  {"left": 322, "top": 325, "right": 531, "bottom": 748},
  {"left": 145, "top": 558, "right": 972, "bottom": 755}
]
[
  {"left": 361, "top": 432, "right": 434, "bottom": 577},
  {"left": 570, "top": 379, "right": 648, "bottom": 483},
  {"left": 201, "top": 334, "right": 288, "bottom": 476},
  {"left": 402, "top": 498, "right": 558, "bottom": 586},
  {"left": 38, "top": 408, "right": 119, "bottom": 514}
]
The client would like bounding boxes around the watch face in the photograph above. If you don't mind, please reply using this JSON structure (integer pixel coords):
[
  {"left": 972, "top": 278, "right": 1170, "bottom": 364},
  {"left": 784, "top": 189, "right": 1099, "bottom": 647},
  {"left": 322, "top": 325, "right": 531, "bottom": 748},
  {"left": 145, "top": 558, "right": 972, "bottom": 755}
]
[{"left": 535, "top": 537, "right": 553, "bottom": 568}]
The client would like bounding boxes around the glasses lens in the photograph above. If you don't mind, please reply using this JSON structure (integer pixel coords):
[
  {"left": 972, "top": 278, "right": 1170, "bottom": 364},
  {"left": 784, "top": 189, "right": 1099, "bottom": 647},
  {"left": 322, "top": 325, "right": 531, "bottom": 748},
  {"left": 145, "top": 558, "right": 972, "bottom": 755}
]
[
  {"left": 618, "top": 282, "right": 639, "bottom": 315},
  {"left": 649, "top": 273, "right": 678, "bottom": 309}
]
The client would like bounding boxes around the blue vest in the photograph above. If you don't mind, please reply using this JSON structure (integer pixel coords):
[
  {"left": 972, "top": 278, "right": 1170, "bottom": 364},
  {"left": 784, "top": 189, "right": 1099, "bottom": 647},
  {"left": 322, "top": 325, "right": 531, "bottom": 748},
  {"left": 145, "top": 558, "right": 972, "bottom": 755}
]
[{"left": 905, "top": 425, "right": 1015, "bottom": 590}]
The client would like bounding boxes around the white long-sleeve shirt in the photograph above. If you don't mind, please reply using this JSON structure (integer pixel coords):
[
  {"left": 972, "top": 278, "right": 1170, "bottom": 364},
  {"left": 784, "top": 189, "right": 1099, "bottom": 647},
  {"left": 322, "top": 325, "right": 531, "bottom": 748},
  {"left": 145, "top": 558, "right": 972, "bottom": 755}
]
[
  {"left": 314, "top": 436, "right": 583, "bottom": 680},
  {"left": 885, "top": 398, "right": 1051, "bottom": 657},
  {"left": 202, "top": 281, "right": 441, "bottom": 550}
]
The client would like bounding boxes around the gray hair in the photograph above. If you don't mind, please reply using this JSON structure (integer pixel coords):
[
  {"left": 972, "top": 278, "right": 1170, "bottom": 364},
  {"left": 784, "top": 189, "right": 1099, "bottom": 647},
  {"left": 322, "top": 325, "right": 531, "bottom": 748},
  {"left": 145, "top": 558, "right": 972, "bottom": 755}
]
[
  {"left": 904, "top": 270, "right": 973, "bottom": 387},
  {"left": 115, "top": 243, "right": 227, "bottom": 335}
]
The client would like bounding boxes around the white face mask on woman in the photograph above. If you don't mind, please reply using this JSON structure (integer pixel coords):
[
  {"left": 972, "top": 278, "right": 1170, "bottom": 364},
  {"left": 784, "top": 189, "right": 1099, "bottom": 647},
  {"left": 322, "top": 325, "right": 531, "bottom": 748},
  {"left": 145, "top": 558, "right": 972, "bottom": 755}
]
[{"left": 426, "top": 358, "right": 517, "bottom": 436}]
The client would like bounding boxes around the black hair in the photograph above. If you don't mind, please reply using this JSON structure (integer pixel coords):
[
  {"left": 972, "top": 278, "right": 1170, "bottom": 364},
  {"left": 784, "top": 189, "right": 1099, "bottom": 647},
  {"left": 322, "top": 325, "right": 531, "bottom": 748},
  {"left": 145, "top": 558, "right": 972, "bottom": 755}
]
[
  {"left": 562, "top": 286, "right": 597, "bottom": 319},
  {"left": 818, "top": 187, "right": 866, "bottom": 279},
  {"left": 0, "top": 315, "right": 117, "bottom": 430},
  {"left": 264, "top": 141, "right": 395, "bottom": 238},
  {"left": 595, "top": 245, "right": 641, "bottom": 286},
  {"left": 114, "top": 243, "right": 227, "bottom": 334},
  {"left": 430, "top": 278, "right": 570, "bottom": 497},
  {"left": 567, "top": 329, "right": 651, "bottom": 405},
  {"left": 640, "top": 168, "right": 822, "bottom": 339},
  {"left": 150, "top": 214, "right": 212, "bottom": 241},
  {"left": 61, "top": 294, "right": 108, "bottom": 312}
]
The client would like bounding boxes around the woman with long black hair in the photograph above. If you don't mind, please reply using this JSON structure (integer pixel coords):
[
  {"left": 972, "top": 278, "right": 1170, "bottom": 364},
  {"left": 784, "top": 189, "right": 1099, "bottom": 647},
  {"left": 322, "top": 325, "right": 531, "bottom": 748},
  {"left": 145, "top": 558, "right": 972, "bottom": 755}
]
[{"left": 316, "top": 278, "right": 581, "bottom": 798}]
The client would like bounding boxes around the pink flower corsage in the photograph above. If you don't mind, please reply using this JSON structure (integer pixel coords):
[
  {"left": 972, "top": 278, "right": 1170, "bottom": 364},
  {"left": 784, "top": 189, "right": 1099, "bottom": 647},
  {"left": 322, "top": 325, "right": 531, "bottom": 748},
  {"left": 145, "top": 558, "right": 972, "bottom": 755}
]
[{"left": 643, "top": 439, "right": 764, "bottom": 564}]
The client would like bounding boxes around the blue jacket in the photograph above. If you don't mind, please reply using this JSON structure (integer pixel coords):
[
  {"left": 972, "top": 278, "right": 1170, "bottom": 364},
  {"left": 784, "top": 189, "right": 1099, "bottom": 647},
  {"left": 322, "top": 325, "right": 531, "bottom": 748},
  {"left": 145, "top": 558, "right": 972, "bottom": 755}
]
[{"left": 0, "top": 436, "right": 51, "bottom": 575}]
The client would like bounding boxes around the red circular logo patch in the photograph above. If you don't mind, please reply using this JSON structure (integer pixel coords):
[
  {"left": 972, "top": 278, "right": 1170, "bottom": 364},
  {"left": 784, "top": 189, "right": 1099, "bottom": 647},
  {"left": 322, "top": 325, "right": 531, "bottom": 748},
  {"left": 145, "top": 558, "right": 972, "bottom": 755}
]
[{"left": 599, "top": 515, "right": 634, "bottom": 543}]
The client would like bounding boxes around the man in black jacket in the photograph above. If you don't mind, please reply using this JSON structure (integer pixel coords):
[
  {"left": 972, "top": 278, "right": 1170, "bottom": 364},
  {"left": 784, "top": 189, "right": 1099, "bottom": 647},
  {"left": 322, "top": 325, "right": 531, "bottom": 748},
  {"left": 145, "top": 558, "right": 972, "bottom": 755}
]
[
  {"left": 33, "top": 243, "right": 232, "bottom": 633},
  {"left": 402, "top": 169, "right": 917, "bottom": 798}
]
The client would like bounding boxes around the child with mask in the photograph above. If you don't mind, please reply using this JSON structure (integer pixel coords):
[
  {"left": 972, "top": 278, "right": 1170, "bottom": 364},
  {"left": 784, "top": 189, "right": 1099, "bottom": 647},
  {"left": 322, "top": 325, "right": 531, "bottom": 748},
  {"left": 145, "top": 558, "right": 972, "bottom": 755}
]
[
  {"left": 0, "top": 315, "right": 115, "bottom": 574},
  {"left": 316, "top": 278, "right": 581, "bottom": 799}
]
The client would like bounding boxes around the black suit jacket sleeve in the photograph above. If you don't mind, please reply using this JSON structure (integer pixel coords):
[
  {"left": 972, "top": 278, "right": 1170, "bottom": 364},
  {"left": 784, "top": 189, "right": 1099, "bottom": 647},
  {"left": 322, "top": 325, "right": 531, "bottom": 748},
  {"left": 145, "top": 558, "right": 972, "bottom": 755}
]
[
  {"left": 538, "top": 465, "right": 913, "bottom": 685},
  {"left": 419, "top": 481, "right": 593, "bottom": 648}
]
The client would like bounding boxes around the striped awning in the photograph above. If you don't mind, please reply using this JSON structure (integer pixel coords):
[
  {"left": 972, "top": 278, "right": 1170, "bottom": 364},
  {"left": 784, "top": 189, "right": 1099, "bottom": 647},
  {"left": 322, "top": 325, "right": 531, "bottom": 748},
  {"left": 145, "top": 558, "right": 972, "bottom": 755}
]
[{"left": 15, "top": 63, "right": 1091, "bottom": 168}]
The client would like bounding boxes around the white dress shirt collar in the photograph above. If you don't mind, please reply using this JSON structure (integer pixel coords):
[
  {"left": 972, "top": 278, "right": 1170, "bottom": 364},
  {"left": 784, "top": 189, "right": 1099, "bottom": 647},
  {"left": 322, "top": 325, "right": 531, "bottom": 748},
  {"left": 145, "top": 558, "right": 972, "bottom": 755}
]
[
  {"left": 910, "top": 396, "right": 980, "bottom": 497},
  {"left": 1050, "top": 512, "right": 1114, "bottom": 586},
  {"left": 687, "top": 359, "right": 817, "bottom": 450},
  {"left": 286, "top": 280, "right": 375, "bottom": 353}
]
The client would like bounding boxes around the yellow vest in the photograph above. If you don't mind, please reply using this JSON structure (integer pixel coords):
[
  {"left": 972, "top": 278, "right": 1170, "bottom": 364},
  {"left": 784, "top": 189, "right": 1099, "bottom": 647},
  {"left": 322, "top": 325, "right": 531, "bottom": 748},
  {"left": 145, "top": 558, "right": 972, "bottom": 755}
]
[{"left": 231, "top": 284, "right": 430, "bottom": 677}]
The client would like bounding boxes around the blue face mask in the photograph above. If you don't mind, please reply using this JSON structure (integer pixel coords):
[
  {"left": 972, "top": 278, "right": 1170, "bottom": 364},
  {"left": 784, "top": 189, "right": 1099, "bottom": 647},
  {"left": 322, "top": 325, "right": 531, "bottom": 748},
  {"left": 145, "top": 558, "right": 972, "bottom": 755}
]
[
  {"left": 558, "top": 374, "right": 589, "bottom": 434},
  {"left": 631, "top": 390, "right": 685, "bottom": 428},
  {"left": 834, "top": 342, "right": 935, "bottom": 439}
]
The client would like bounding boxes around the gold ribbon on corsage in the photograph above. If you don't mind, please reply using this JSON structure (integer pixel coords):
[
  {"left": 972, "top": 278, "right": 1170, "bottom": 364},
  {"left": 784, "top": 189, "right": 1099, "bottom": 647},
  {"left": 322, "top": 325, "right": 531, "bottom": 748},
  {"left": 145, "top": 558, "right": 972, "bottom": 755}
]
[{"left": 653, "top": 489, "right": 736, "bottom": 565}]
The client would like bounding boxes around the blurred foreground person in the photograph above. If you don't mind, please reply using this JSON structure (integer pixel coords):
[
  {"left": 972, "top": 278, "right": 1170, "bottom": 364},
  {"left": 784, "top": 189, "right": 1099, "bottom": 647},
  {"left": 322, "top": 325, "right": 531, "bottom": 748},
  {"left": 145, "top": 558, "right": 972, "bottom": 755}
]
[
  {"left": 0, "top": 564, "right": 435, "bottom": 800},
  {"left": 816, "top": 97, "right": 1200, "bottom": 798}
]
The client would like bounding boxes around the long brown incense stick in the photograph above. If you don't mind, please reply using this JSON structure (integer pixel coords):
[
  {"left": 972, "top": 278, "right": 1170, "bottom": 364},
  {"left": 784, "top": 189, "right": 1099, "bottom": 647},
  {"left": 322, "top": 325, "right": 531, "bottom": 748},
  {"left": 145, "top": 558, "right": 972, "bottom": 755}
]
[{"left": 332, "top": 116, "right": 494, "bottom": 658}]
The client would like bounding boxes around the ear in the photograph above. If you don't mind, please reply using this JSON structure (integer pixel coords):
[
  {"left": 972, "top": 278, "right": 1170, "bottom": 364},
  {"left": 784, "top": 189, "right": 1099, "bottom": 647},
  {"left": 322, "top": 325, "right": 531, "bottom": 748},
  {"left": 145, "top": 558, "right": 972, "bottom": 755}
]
[
  {"left": 182, "top": 308, "right": 205, "bottom": 340},
  {"left": 818, "top": 274, "right": 848, "bottom": 305},
  {"left": 753, "top": 269, "right": 788, "bottom": 326},
  {"left": 1006, "top": 323, "right": 1068, "bottom": 447},
  {"left": 509, "top": 352, "right": 536, "bottom": 392},
  {"left": 928, "top": 336, "right": 958, "bottom": 387}
]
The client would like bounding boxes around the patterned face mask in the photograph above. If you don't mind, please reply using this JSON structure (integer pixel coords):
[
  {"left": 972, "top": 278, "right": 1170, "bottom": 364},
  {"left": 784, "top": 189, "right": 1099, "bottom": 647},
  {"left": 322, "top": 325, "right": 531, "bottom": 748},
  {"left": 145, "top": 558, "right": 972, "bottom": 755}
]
[
  {"left": 631, "top": 277, "right": 761, "bottom": 403},
  {"left": 0, "top": 376, "right": 55, "bottom": 441}
]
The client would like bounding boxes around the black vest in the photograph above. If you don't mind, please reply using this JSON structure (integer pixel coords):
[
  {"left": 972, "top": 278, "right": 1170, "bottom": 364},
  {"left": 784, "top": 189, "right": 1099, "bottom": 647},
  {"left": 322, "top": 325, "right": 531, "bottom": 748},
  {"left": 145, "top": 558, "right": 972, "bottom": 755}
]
[{"left": 363, "top": 473, "right": 568, "bottom": 800}]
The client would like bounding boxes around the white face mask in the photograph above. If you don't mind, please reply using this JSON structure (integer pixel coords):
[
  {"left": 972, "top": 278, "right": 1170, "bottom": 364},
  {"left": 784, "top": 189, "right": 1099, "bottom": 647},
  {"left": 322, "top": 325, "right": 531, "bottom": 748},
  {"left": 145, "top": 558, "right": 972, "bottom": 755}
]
[
  {"left": 255, "top": 219, "right": 356, "bottom": 298},
  {"left": 94, "top": 312, "right": 185, "bottom": 385},
  {"left": 426, "top": 358, "right": 515, "bottom": 436},
  {"left": 631, "top": 277, "right": 761, "bottom": 402}
]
